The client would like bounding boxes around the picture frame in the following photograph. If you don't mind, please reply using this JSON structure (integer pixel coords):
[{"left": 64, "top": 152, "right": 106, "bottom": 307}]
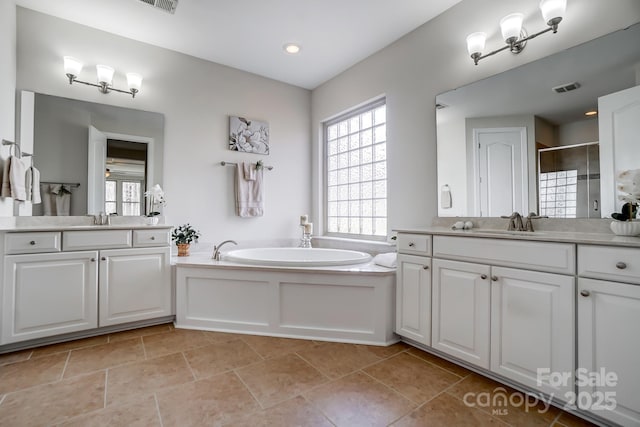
[{"left": 229, "top": 116, "right": 270, "bottom": 155}]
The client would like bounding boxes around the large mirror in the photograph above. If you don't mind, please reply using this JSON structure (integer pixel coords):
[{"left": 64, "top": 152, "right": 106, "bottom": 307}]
[
  {"left": 27, "top": 93, "right": 164, "bottom": 216},
  {"left": 436, "top": 23, "right": 640, "bottom": 218}
]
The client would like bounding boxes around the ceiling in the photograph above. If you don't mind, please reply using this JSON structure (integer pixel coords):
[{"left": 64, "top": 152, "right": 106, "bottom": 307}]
[{"left": 14, "top": 0, "right": 463, "bottom": 89}]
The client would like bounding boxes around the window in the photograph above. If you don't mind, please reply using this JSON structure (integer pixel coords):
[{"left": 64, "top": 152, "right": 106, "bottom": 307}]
[
  {"left": 539, "top": 170, "right": 577, "bottom": 218},
  {"left": 325, "top": 99, "right": 387, "bottom": 238},
  {"left": 105, "top": 179, "right": 143, "bottom": 216}
]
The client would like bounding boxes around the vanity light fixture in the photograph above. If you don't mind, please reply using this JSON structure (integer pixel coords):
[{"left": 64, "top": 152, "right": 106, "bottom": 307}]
[
  {"left": 63, "top": 56, "right": 143, "bottom": 98},
  {"left": 466, "top": 0, "right": 567, "bottom": 65},
  {"left": 585, "top": 110, "right": 598, "bottom": 117},
  {"left": 283, "top": 43, "right": 301, "bottom": 54}
]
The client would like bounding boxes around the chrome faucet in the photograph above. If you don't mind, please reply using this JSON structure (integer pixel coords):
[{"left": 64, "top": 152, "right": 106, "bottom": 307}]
[
  {"left": 501, "top": 212, "right": 524, "bottom": 231},
  {"left": 524, "top": 212, "right": 548, "bottom": 232},
  {"left": 212, "top": 240, "right": 237, "bottom": 260}
]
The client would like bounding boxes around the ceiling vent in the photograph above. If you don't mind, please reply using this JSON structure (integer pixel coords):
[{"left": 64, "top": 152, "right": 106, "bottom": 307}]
[
  {"left": 552, "top": 82, "right": 581, "bottom": 93},
  {"left": 137, "top": 0, "right": 178, "bottom": 14}
]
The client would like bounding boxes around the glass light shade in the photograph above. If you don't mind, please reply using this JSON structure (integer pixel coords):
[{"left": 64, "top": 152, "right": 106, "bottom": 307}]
[
  {"left": 466, "top": 32, "right": 486, "bottom": 56},
  {"left": 126, "top": 73, "right": 143, "bottom": 92},
  {"left": 96, "top": 64, "right": 114, "bottom": 85},
  {"left": 283, "top": 43, "right": 301, "bottom": 54},
  {"left": 540, "top": 0, "right": 566, "bottom": 25},
  {"left": 500, "top": 13, "right": 524, "bottom": 43},
  {"left": 63, "top": 56, "right": 83, "bottom": 77}
]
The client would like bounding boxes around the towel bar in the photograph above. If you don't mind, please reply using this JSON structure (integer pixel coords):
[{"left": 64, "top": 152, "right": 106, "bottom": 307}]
[{"left": 221, "top": 161, "right": 273, "bottom": 171}]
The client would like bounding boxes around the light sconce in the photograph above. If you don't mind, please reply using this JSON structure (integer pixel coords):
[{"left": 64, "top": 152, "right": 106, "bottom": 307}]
[
  {"left": 64, "top": 56, "right": 143, "bottom": 98},
  {"left": 466, "top": 0, "right": 567, "bottom": 65}
]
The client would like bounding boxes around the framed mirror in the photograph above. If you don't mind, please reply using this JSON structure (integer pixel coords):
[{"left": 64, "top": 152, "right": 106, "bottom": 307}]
[
  {"left": 26, "top": 92, "right": 164, "bottom": 216},
  {"left": 436, "top": 23, "right": 640, "bottom": 218}
]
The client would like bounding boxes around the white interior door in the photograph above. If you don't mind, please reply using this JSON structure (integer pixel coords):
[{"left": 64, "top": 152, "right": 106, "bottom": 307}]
[
  {"left": 474, "top": 127, "right": 528, "bottom": 217},
  {"left": 87, "top": 126, "right": 107, "bottom": 215},
  {"left": 598, "top": 85, "right": 640, "bottom": 216}
]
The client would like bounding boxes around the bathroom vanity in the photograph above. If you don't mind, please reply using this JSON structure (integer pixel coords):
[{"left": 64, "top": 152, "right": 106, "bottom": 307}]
[
  {"left": 0, "top": 223, "right": 172, "bottom": 348},
  {"left": 395, "top": 227, "right": 640, "bottom": 427}
]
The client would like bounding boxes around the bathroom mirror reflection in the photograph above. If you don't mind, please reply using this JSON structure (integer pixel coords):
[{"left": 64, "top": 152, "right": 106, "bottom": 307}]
[
  {"left": 436, "top": 23, "right": 640, "bottom": 218},
  {"left": 28, "top": 93, "right": 164, "bottom": 216}
]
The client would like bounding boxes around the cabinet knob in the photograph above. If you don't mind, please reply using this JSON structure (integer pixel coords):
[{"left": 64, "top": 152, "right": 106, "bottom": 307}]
[
  {"left": 616, "top": 262, "right": 627, "bottom": 270},
  {"left": 580, "top": 290, "right": 591, "bottom": 297},
  {"left": 491, "top": 276, "right": 499, "bottom": 282},
  {"left": 90, "top": 258, "right": 96, "bottom": 262},
  {"left": 480, "top": 274, "right": 487, "bottom": 280},
  {"left": 151, "top": 236, "right": 156, "bottom": 240},
  {"left": 423, "top": 265, "right": 429, "bottom": 270},
  {"left": 29, "top": 240, "right": 36, "bottom": 245},
  {"left": 408, "top": 242, "right": 415, "bottom": 247},
  {"left": 101, "top": 257, "right": 107, "bottom": 261}
]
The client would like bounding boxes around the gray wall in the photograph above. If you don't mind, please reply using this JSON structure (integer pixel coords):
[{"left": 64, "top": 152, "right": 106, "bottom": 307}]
[
  {"left": 311, "top": 0, "right": 640, "bottom": 231},
  {"left": 0, "top": 1, "right": 16, "bottom": 217}
]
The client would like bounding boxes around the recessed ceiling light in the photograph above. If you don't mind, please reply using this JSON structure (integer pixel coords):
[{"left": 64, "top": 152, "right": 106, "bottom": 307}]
[
  {"left": 283, "top": 43, "right": 301, "bottom": 55},
  {"left": 585, "top": 110, "right": 598, "bottom": 116}
]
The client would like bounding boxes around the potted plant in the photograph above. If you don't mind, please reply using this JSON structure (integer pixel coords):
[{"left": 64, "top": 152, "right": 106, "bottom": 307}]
[
  {"left": 171, "top": 223, "right": 200, "bottom": 256},
  {"left": 144, "top": 184, "right": 166, "bottom": 225},
  {"left": 610, "top": 169, "right": 640, "bottom": 236}
]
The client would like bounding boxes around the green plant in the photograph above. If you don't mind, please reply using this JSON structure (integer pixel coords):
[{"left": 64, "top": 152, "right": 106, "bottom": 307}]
[{"left": 171, "top": 224, "right": 200, "bottom": 245}]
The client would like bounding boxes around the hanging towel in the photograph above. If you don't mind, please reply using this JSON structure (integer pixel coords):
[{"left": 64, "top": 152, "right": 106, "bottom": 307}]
[
  {"left": 235, "top": 162, "right": 264, "bottom": 217},
  {"left": 9, "top": 156, "right": 27, "bottom": 201},
  {"left": 243, "top": 162, "right": 256, "bottom": 181},
  {"left": 441, "top": 185, "right": 452, "bottom": 209},
  {"left": 25, "top": 166, "right": 41, "bottom": 204},
  {"left": 1, "top": 156, "right": 12, "bottom": 198},
  {"left": 50, "top": 184, "right": 72, "bottom": 216},
  {"left": 41, "top": 184, "right": 54, "bottom": 215},
  {"left": 373, "top": 252, "right": 397, "bottom": 268}
]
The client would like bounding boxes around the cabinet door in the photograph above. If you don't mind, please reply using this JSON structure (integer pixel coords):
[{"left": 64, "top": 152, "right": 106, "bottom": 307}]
[
  {"left": 99, "top": 247, "right": 171, "bottom": 327},
  {"left": 432, "top": 259, "right": 490, "bottom": 368},
  {"left": 578, "top": 278, "right": 640, "bottom": 427},
  {"left": 2, "top": 251, "right": 98, "bottom": 344},
  {"left": 491, "top": 267, "right": 574, "bottom": 396},
  {"left": 396, "top": 254, "right": 431, "bottom": 345}
]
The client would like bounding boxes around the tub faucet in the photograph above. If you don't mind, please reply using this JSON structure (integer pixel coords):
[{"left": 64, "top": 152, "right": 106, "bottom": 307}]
[{"left": 212, "top": 240, "right": 237, "bottom": 260}]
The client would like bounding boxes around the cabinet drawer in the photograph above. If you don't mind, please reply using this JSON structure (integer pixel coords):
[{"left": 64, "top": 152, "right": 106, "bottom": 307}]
[
  {"left": 578, "top": 245, "right": 640, "bottom": 284},
  {"left": 433, "top": 236, "right": 575, "bottom": 274},
  {"left": 133, "top": 229, "right": 170, "bottom": 247},
  {"left": 5, "top": 232, "right": 61, "bottom": 254},
  {"left": 63, "top": 230, "right": 132, "bottom": 251},
  {"left": 397, "top": 233, "right": 431, "bottom": 256}
]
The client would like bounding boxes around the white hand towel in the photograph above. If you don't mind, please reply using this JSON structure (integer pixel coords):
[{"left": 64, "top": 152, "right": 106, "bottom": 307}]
[
  {"left": 42, "top": 184, "right": 54, "bottom": 215},
  {"left": 243, "top": 162, "right": 256, "bottom": 181},
  {"left": 373, "top": 252, "right": 397, "bottom": 268},
  {"left": 441, "top": 185, "right": 452, "bottom": 209},
  {"left": 1, "top": 156, "right": 12, "bottom": 198},
  {"left": 9, "top": 156, "right": 27, "bottom": 201},
  {"left": 235, "top": 162, "right": 264, "bottom": 217}
]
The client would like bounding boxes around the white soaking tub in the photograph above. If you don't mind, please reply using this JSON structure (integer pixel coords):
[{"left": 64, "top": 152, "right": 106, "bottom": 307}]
[
  {"left": 222, "top": 247, "right": 371, "bottom": 267},
  {"left": 174, "top": 247, "right": 397, "bottom": 345}
]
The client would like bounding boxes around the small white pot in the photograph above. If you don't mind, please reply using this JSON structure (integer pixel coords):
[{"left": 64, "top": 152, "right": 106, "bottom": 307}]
[
  {"left": 145, "top": 216, "right": 159, "bottom": 226},
  {"left": 610, "top": 221, "right": 640, "bottom": 236}
]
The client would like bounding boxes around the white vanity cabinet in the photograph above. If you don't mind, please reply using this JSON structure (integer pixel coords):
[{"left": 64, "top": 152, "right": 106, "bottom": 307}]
[
  {"left": 577, "top": 245, "right": 640, "bottom": 427},
  {"left": 1, "top": 227, "right": 171, "bottom": 346},
  {"left": 395, "top": 234, "right": 432, "bottom": 345},
  {"left": 431, "top": 236, "right": 575, "bottom": 395}
]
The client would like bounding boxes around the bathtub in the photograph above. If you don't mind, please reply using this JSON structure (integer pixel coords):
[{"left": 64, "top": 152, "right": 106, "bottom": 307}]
[
  {"left": 175, "top": 247, "right": 397, "bottom": 345},
  {"left": 222, "top": 247, "right": 372, "bottom": 267}
]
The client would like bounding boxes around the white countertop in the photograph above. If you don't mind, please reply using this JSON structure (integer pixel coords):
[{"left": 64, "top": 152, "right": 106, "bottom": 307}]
[
  {"left": 394, "top": 227, "right": 640, "bottom": 248},
  {"left": 0, "top": 224, "right": 172, "bottom": 232}
]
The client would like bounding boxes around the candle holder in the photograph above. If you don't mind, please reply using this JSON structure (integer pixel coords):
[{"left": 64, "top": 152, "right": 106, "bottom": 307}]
[{"left": 299, "top": 227, "right": 312, "bottom": 248}]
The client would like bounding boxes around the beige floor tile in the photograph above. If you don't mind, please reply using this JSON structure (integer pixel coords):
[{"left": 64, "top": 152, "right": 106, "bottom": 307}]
[
  {"left": 554, "top": 411, "right": 598, "bottom": 427},
  {"left": 364, "top": 352, "right": 461, "bottom": 404},
  {"left": 30, "top": 335, "right": 109, "bottom": 358},
  {"left": 297, "top": 342, "right": 383, "bottom": 379},
  {"left": 0, "top": 371, "right": 105, "bottom": 427},
  {"left": 407, "top": 347, "right": 472, "bottom": 378},
  {"left": 64, "top": 338, "right": 146, "bottom": 378},
  {"left": 304, "top": 371, "right": 416, "bottom": 427},
  {"left": 106, "top": 352, "right": 194, "bottom": 405},
  {"left": 156, "top": 372, "right": 260, "bottom": 427},
  {"left": 393, "top": 392, "right": 507, "bottom": 427},
  {"left": 236, "top": 353, "right": 328, "bottom": 408},
  {"left": 357, "top": 341, "right": 411, "bottom": 359},
  {"left": 447, "top": 374, "right": 559, "bottom": 426},
  {"left": 0, "top": 352, "right": 68, "bottom": 394},
  {"left": 0, "top": 349, "right": 32, "bottom": 366},
  {"left": 56, "top": 395, "right": 161, "bottom": 427},
  {"left": 229, "top": 395, "right": 333, "bottom": 427},
  {"left": 200, "top": 329, "right": 247, "bottom": 344},
  {"left": 142, "top": 329, "right": 213, "bottom": 359},
  {"left": 240, "top": 335, "right": 315, "bottom": 359},
  {"left": 108, "top": 324, "right": 173, "bottom": 343},
  {"left": 183, "top": 340, "right": 262, "bottom": 379}
]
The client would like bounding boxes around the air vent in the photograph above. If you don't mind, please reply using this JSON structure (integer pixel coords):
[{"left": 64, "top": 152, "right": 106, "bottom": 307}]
[
  {"left": 552, "top": 82, "right": 581, "bottom": 93},
  {"left": 137, "top": 0, "right": 178, "bottom": 14}
]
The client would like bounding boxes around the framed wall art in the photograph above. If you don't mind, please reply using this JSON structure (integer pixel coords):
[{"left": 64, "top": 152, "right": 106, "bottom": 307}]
[{"left": 229, "top": 116, "right": 270, "bottom": 155}]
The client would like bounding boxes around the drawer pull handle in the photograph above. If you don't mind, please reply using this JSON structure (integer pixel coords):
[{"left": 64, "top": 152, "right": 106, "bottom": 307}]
[
  {"left": 480, "top": 274, "right": 487, "bottom": 280},
  {"left": 151, "top": 236, "right": 156, "bottom": 240},
  {"left": 580, "top": 290, "right": 590, "bottom": 297},
  {"left": 616, "top": 262, "right": 627, "bottom": 270},
  {"left": 101, "top": 257, "right": 107, "bottom": 261},
  {"left": 491, "top": 276, "right": 499, "bottom": 282},
  {"left": 408, "top": 242, "right": 415, "bottom": 247},
  {"left": 29, "top": 240, "right": 36, "bottom": 245},
  {"left": 423, "top": 265, "right": 429, "bottom": 270}
]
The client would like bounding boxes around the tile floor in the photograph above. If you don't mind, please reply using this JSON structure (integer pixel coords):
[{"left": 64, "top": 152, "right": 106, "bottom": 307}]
[{"left": 0, "top": 324, "right": 596, "bottom": 426}]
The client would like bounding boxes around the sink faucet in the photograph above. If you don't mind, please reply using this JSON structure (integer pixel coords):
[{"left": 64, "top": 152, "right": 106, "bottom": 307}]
[
  {"left": 524, "top": 212, "right": 548, "bottom": 232},
  {"left": 501, "top": 212, "right": 524, "bottom": 231},
  {"left": 212, "top": 240, "right": 237, "bottom": 260}
]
